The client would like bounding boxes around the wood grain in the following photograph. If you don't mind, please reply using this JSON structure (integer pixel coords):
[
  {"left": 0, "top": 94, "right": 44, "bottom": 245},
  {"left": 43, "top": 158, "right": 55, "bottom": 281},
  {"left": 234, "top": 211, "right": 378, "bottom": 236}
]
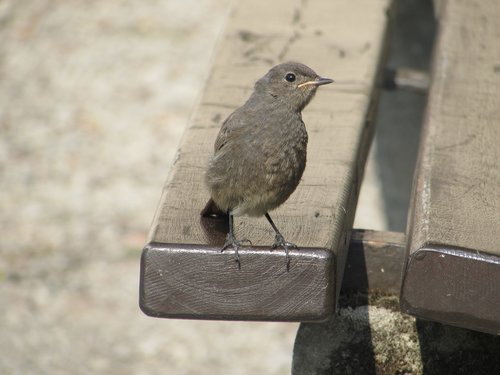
[
  {"left": 141, "top": 244, "right": 334, "bottom": 321},
  {"left": 141, "top": 230, "right": 406, "bottom": 321},
  {"left": 401, "top": 0, "right": 500, "bottom": 335},
  {"left": 141, "top": 0, "right": 393, "bottom": 321}
]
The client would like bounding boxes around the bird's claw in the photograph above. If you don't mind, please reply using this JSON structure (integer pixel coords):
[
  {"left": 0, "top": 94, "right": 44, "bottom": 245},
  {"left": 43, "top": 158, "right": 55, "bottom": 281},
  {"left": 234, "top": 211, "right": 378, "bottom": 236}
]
[
  {"left": 222, "top": 236, "right": 252, "bottom": 250},
  {"left": 271, "top": 234, "right": 297, "bottom": 271},
  {"left": 222, "top": 234, "right": 252, "bottom": 268}
]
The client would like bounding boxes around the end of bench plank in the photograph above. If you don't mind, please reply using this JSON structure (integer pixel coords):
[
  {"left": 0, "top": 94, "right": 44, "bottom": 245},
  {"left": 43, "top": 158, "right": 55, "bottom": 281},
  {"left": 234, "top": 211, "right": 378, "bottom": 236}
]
[
  {"left": 400, "top": 245, "right": 500, "bottom": 335},
  {"left": 139, "top": 0, "right": 394, "bottom": 323},
  {"left": 140, "top": 242, "right": 336, "bottom": 322}
]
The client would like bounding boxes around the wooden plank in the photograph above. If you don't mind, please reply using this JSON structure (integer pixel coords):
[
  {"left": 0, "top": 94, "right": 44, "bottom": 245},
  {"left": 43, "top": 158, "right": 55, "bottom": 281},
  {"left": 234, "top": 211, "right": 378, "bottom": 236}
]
[
  {"left": 140, "top": 0, "right": 393, "bottom": 321},
  {"left": 400, "top": 0, "right": 500, "bottom": 335},
  {"left": 343, "top": 230, "right": 405, "bottom": 294},
  {"left": 141, "top": 230, "right": 405, "bottom": 321}
]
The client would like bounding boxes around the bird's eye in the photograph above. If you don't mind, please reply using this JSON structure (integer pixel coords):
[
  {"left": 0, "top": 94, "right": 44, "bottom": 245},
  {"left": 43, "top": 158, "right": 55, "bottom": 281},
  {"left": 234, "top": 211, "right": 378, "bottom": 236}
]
[{"left": 285, "top": 73, "right": 296, "bottom": 82}]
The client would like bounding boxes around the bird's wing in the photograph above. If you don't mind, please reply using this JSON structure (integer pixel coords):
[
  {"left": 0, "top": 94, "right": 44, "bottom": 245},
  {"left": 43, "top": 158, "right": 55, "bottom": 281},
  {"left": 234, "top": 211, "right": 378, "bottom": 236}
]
[
  {"left": 214, "top": 116, "right": 234, "bottom": 152},
  {"left": 213, "top": 110, "right": 243, "bottom": 153}
]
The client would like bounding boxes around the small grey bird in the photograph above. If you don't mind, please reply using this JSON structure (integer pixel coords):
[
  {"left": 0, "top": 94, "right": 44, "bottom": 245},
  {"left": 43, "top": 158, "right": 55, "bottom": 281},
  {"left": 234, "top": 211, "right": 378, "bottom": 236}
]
[{"left": 203, "top": 62, "right": 333, "bottom": 267}]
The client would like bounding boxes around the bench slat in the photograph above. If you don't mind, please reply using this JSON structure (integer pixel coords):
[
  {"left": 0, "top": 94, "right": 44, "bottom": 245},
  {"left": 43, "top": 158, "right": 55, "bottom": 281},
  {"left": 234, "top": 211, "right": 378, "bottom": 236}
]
[
  {"left": 140, "top": 0, "right": 392, "bottom": 321},
  {"left": 401, "top": 0, "right": 500, "bottom": 334}
]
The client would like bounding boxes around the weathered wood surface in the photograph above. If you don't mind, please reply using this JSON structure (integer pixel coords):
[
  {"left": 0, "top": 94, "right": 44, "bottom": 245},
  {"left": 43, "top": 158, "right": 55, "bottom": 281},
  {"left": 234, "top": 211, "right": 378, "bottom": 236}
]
[
  {"left": 343, "top": 230, "right": 405, "bottom": 294},
  {"left": 400, "top": 0, "right": 500, "bottom": 335},
  {"left": 140, "top": 0, "right": 393, "bottom": 321}
]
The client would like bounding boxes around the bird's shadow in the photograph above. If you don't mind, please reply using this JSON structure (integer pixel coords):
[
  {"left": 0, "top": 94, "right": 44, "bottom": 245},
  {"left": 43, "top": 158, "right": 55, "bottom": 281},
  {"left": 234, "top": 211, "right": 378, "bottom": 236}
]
[{"left": 199, "top": 213, "right": 229, "bottom": 247}]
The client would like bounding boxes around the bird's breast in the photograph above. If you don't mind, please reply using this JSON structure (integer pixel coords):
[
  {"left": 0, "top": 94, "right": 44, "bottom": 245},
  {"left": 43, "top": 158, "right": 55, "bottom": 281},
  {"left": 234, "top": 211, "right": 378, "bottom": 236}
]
[{"left": 260, "top": 117, "right": 307, "bottom": 191}]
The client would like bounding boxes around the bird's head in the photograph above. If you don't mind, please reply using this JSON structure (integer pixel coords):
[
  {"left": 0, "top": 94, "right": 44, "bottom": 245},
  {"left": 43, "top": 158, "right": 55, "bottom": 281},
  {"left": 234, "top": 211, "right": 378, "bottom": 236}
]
[{"left": 254, "top": 62, "right": 333, "bottom": 112}]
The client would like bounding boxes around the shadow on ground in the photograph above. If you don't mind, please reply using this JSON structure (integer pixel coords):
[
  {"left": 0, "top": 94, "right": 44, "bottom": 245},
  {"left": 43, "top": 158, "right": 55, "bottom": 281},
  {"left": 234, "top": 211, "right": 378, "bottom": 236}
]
[{"left": 292, "top": 292, "right": 500, "bottom": 375}]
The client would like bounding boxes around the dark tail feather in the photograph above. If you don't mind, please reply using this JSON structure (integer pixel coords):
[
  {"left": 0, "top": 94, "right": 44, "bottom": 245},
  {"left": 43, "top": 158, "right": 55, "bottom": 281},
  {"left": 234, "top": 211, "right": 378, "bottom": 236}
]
[{"left": 201, "top": 198, "right": 227, "bottom": 218}]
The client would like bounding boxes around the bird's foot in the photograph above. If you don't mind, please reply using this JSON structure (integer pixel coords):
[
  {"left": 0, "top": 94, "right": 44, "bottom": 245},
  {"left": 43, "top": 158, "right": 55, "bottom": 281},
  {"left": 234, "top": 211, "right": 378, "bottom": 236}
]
[
  {"left": 271, "top": 234, "right": 297, "bottom": 271},
  {"left": 222, "top": 234, "right": 252, "bottom": 268}
]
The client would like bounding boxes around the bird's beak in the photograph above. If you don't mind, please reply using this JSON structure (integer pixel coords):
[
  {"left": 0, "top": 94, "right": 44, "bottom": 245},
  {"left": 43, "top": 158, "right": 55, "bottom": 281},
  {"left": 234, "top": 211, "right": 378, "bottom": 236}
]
[{"left": 297, "top": 76, "right": 334, "bottom": 88}]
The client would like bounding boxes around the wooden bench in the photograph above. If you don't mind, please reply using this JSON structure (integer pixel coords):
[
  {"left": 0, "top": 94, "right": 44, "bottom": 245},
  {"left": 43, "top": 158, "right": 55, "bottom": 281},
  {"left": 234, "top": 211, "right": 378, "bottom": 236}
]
[
  {"left": 139, "top": 0, "right": 499, "bottom": 344},
  {"left": 400, "top": 0, "right": 500, "bottom": 335},
  {"left": 139, "top": 0, "right": 393, "bottom": 321}
]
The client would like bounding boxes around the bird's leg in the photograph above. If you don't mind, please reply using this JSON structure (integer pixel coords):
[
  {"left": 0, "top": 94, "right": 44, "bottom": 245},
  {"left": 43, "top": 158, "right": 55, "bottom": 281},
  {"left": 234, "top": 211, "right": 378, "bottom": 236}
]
[
  {"left": 265, "top": 213, "right": 297, "bottom": 270},
  {"left": 222, "top": 213, "right": 252, "bottom": 268}
]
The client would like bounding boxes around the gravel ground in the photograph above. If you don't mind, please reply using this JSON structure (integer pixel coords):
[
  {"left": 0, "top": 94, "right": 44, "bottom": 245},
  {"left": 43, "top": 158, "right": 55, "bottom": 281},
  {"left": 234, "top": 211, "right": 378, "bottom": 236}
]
[{"left": 0, "top": 1, "right": 298, "bottom": 374}]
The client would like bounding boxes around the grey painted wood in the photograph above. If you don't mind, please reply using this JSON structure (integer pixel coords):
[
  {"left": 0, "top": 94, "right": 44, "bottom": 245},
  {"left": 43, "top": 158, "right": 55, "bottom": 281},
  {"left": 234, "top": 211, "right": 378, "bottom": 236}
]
[
  {"left": 140, "top": 0, "right": 393, "bottom": 321},
  {"left": 401, "top": 0, "right": 500, "bottom": 335}
]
